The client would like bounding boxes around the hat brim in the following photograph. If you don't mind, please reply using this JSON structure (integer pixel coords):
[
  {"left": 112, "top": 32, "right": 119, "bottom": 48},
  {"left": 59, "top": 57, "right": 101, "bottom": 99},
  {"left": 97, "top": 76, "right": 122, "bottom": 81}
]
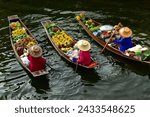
[
  {"left": 29, "top": 46, "right": 42, "bottom": 58},
  {"left": 119, "top": 28, "right": 132, "bottom": 38},
  {"left": 77, "top": 40, "right": 91, "bottom": 51}
]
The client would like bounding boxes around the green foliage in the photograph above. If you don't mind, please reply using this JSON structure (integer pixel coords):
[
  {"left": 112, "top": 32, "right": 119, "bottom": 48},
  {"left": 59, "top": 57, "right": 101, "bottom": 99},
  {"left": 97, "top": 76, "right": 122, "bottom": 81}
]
[
  {"left": 46, "top": 23, "right": 56, "bottom": 29},
  {"left": 13, "top": 34, "right": 27, "bottom": 42},
  {"left": 142, "top": 50, "right": 150, "bottom": 60},
  {"left": 89, "top": 26, "right": 100, "bottom": 32},
  {"left": 46, "top": 23, "right": 63, "bottom": 37},
  {"left": 80, "top": 15, "right": 85, "bottom": 21}
]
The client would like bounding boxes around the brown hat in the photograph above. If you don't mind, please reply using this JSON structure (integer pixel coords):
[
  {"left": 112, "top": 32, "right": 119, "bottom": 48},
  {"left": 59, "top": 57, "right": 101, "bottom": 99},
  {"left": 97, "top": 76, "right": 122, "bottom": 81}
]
[
  {"left": 29, "top": 45, "right": 42, "bottom": 58},
  {"left": 119, "top": 27, "right": 132, "bottom": 38},
  {"left": 77, "top": 40, "right": 91, "bottom": 51}
]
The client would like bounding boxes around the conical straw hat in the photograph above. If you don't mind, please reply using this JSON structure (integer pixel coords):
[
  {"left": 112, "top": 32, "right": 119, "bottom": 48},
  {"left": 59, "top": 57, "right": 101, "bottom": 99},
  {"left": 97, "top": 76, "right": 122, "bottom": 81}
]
[
  {"left": 119, "top": 27, "right": 132, "bottom": 38},
  {"left": 77, "top": 40, "right": 91, "bottom": 51},
  {"left": 28, "top": 45, "right": 42, "bottom": 58}
]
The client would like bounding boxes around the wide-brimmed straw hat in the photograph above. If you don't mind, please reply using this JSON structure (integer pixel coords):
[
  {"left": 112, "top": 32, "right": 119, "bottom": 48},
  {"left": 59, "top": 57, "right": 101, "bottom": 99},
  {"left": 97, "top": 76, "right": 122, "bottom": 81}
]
[
  {"left": 77, "top": 40, "right": 91, "bottom": 51},
  {"left": 119, "top": 27, "right": 132, "bottom": 38},
  {"left": 29, "top": 45, "right": 42, "bottom": 58}
]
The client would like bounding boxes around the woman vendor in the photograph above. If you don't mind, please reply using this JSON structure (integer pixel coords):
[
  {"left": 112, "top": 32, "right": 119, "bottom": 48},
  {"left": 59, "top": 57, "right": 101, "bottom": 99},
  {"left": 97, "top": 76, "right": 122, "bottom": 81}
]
[
  {"left": 74, "top": 40, "right": 92, "bottom": 66},
  {"left": 113, "top": 27, "right": 133, "bottom": 53}
]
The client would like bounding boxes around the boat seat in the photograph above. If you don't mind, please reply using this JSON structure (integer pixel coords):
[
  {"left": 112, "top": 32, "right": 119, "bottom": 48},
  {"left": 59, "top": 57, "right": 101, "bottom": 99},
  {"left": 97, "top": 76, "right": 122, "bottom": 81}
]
[{"left": 32, "top": 69, "right": 48, "bottom": 77}]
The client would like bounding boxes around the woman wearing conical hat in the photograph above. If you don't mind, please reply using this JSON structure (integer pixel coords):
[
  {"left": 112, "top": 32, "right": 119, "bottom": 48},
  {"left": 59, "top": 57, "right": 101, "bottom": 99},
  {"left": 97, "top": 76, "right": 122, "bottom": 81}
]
[
  {"left": 28, "top": 45, "right": 46, "bottom": 72},
  {"left": 113, "top": 27, "right": 133, "bottom": 52},
  {"left": 74, "top": 40, "right": 92, "bottom": 66}
]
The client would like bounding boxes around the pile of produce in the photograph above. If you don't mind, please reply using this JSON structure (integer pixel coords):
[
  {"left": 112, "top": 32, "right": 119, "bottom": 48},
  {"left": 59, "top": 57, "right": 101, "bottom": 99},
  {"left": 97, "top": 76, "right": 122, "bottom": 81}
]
[
  {"left": 76, "top": 13, "right": 100, "bottom": 32},
  {"left": 126, "top": 45, "right": 150, "bottom": 61},
  {"left": 52, "top": 31, "right": 75, "bottom": 48},
  {"left": 142, "top": 50, "right": 150, "bottom": 61},
  {"left": 10, "top": 21, "right": 37, "bottom": 55},
  {"left": 84, "top": 19, "right": 100, "bottom": 32},
  {"left": 10, "top": 21, "right": 21, "bottom": 30},
  {"left": 46, "top": 23, "right": 61, "bottom": 36},
  {"left": 76, "top": 13, "right": 120, "bottom": 39},
  {"left": 46, "top": 23, "right": 75, "bottom": 53},
  {"left": 12, "top": 28, "right": 27, "bottom": 41},
  {"left": 14, "top": 37, "right": 37, "bottom": 49}
]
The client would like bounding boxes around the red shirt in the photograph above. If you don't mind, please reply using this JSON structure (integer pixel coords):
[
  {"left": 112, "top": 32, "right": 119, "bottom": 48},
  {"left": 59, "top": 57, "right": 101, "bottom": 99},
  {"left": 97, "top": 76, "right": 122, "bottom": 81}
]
[
  {"left": 28, "top": 54, "right": 46, "bottom": 72},
  {"left": 77, "top": 50, "right": 91, "bottom": 66}
]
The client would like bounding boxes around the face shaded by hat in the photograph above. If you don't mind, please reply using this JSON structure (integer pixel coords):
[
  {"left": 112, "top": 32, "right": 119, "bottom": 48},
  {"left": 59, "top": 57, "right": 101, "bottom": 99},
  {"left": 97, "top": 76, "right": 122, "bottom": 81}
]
[
  {"left": 28, "top": 45, "right": 42, "bottom": 58},
  {"left": 77, "top": 40, "right": 91, "bottom": 51},
  {"left": 119, "top": 27, "right": 132, "bottom": 38}
]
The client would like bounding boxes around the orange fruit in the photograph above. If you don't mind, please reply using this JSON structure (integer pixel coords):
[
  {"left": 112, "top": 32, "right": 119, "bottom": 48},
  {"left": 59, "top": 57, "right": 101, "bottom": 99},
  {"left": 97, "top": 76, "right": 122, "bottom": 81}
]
[{"left": 75, "top": 16, "right": 80, "bottom": 21}]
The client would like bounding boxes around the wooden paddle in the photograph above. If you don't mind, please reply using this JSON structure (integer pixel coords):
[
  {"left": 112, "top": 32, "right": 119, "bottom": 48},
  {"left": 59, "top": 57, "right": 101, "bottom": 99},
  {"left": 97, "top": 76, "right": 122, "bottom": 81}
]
[
  {"left": 101, "top": 23, "right": 122, "bottom": 53},
  {"left": 75, "top": 62, "right": 78, "bottom": 72}
]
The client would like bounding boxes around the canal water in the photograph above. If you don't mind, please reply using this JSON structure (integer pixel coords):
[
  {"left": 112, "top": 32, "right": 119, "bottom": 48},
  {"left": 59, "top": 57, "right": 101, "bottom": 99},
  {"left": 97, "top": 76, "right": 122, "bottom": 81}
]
[{"left": 0, "top": 0, "right": 150, "bottom": 99}]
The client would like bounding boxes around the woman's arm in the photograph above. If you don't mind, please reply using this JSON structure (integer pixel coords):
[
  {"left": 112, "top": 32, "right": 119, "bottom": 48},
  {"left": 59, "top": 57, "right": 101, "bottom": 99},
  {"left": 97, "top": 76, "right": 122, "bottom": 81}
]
[{"left": 113, "top": 38, "right": 124, "bottom": 44}]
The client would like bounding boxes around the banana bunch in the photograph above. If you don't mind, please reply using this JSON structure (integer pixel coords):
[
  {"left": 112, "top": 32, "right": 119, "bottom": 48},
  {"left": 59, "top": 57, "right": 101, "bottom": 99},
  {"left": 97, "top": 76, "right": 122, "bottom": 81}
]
[
  {"left": 12, "top": 28, "right": 27, "bottom": 39},
  {"left": 61, "top": 47, "right": 73, "bottom": 53},
  {"left": 52, "top": 31, "right": 75, "bottom": 48},
  {"left": 26, "top": 41, "right": 37, "bottom": 48}
]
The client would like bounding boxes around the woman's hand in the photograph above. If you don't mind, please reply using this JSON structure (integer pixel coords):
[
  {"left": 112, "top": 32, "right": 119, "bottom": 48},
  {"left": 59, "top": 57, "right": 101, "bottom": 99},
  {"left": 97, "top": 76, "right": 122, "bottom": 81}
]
[{"left": 111, "top": 37, "right": 116, "bottom": 41}]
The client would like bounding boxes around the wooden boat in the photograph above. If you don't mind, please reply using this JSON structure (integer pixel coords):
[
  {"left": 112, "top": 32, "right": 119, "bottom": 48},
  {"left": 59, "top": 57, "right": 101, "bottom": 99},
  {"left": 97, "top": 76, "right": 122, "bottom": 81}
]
[
  {"left": 41, "top": 20, "right": 97, "bottom": 69},
  {"left": 75, "top": 14, "right": 150, "bottom": 66},
  {"left": 8, "top": 15, "right": 48, "bottom": 77}
]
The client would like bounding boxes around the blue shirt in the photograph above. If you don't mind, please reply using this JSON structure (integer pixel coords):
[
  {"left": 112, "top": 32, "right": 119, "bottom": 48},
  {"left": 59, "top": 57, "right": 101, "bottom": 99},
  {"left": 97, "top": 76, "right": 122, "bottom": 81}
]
[{"left": 113, "top": 37, "right": 133, "bottom": 52}]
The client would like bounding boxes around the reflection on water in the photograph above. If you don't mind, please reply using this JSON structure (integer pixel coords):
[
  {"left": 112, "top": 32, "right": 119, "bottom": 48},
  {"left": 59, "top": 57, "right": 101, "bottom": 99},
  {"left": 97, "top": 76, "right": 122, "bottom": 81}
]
[
  {"left": 30, "top": 76, "right": 50, "bottom": 93},
  {"left": 0, "top": 0, "right": 150, "bottom": 100}
]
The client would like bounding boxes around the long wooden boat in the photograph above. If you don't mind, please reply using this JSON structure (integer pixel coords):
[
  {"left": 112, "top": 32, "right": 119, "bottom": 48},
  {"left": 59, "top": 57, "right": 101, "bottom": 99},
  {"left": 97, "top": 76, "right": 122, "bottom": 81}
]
[
  {"left": 8, "top": 15, "right": 48, "bottom": 77},
  {"left": 75, "top": 14, "right": 150, "bottom": 66},
  {"left": 41, "top": 20, "right": 97, "bottom": 69}
]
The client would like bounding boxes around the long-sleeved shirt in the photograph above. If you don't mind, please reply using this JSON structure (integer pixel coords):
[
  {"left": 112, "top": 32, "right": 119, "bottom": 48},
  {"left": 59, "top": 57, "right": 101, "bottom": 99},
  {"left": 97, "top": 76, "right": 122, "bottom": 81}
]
[
  {"left": 77, "top": 50, "right": 91, "bottom": 66},
  {"left": 113, "top": 37, "right": 133, "bottom": 52},
  {"left": 28, "top": 54, "right": 46, "bottom": 72}
]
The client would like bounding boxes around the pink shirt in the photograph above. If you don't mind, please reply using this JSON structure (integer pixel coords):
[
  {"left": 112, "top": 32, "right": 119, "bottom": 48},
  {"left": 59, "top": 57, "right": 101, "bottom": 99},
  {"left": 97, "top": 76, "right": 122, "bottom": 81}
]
[
  {"left": 28, "top": 54, "right": 46, "bottom": 72},
  {"left": 77, "top": 50, "right": 91, "bottom": 66}
]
